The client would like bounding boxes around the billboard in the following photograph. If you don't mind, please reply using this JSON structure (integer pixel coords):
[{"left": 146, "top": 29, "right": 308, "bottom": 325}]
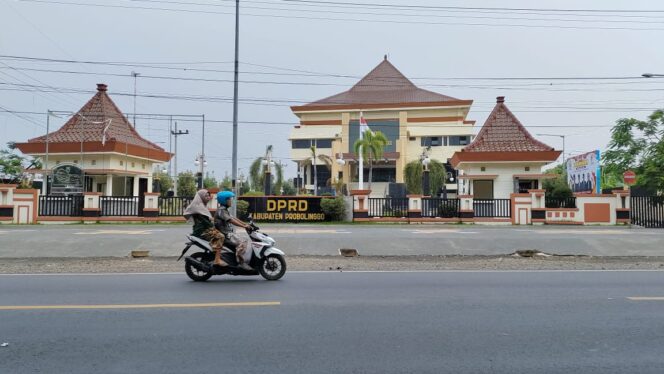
[
  {"left": 566, "top": 150, "right": 601, "bottom": 193},
  {"left": 241, "top": 196, "right": 327, "bottom": 222}
]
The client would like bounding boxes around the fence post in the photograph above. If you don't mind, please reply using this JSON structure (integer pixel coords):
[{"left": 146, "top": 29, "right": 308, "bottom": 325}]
[
  {"left": 143, "top": 193, "right": 160, "bottom": 217},
  {"left": 408, "top": 195, "right": 422, "bottom": 221},
  {"left": 82, "top": 192, "right": 101, "bottom": 219},
  {"left": 459, "top": 194, "right": 474, "bottom": 222},
  {"left": 613, "top": 189, "right": 630, "bottom": 225},
  {"left": 0, "top": 184, "right": 18, "bottom": 223},
  {"left": 350, "top": 189, "right": 371, "bottom": 221}
]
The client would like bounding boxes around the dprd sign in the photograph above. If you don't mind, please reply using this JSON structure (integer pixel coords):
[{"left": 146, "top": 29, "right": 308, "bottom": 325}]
[{"left": 241, "top": 196, "right": 326, "bottom": 222}]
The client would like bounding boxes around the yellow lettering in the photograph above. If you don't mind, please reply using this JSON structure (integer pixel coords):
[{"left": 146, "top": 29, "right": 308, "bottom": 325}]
[
  {"left": 267, "top": 200, "right": 276, "bottom": 212},
  {"left": 277, "top": 200, "right": 287, "bottom": 211},
  {"left": 299, "top": 200, "right": 308, "bottom": 212},
  {"left": 288, "top": 200, "right": 298, "bottom": 212}
]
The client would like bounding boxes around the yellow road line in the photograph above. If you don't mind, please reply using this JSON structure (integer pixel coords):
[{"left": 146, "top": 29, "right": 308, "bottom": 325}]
[
  {"left": 0, "top": 301, "right": 280, "bottom": 311},
  {"left": 627, "top": 297, "right": 664, "bottom": 301}
]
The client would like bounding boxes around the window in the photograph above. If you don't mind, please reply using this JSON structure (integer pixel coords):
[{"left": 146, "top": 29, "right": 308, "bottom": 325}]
[
  {"left": 449, "top": 136, "right": 470, "bottom": 146},
  {"left": 120, "top": 160, "right": 124, "bottom": 166},
  {"left": 142, "top": 163, "right": 146, "bottom": 169},
  {"left": 292, "top": 139, "right": 312, "bottom": 149},
  {"left": 315, "top": 139, "right": 333, "bottom": 148},
  {"left": 409, "top": 137, "right": 416, "bottom": 141},
  {"left": 91, "top": 160, "right": 97, "bottom": 166},
  {"left": 131, "top": 162, "right": 135, "bottom": 168},
  {"left": 518, "top": 180, "right": 538, "bottom": 193},
  {"left": 421, "top": 136, "right": 442, "bottom": 147},
  {"left": 525, "top": 166, "right": 530, "bottom": 171},
  {"left": 73, "top": 160, "right": 78, "bottom": 164},
  {"left": 473, "top": 180, "right": 494, "bottom": 199},
  {"left": 480, "top": 166, "right": 486, "bottom": 172}
]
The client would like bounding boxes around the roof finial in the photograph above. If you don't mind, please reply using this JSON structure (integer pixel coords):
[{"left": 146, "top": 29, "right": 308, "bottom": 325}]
[
  {"left": 97, "top": 83, "right": 108, "bottom": 92},
  {"left": 384, "top": 54, "right": 388, "bottom": 61},
  {"left": 496, "top": 96, "right": 505, "bottom": 103}
]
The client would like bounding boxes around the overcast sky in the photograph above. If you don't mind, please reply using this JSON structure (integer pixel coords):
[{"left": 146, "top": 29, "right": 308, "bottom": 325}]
[{"left": 1, "top": 0, "right": 662, "bottom": 181}]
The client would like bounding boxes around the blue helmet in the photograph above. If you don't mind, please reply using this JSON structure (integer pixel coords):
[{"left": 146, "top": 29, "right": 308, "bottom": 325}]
[{"left": 216, "top": 191, "right": 235, "bottom": 206}]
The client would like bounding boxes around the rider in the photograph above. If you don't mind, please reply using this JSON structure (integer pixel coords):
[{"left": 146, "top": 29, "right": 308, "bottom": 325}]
[
  {"left": 183, "top": 189, "right": 227, "bottom": 267},
  {"left": 215, "top": 191, "right": 252, "bottom": 270}
]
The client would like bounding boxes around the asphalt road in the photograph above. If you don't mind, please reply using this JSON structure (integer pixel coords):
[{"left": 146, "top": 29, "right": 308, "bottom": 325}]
[
  {"left": 0, "top": 224, "right": 663, "bottom": 257},
  {"left": 1, "top": 271, "right": 664, "bottom": 373}
]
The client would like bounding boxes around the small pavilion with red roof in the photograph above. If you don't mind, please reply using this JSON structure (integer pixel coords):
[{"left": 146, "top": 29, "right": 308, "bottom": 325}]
[
  {"left": 16, "top": 83, "right": 171, "bottom": 196},
  {"left": 451, "top": 96, "right": 561, "bottom": 200}
]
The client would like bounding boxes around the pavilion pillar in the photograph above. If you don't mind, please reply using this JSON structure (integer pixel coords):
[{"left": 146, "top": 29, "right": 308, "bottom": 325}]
[{"left": 105, "top": 175, "right": 113, "bottom": 196}]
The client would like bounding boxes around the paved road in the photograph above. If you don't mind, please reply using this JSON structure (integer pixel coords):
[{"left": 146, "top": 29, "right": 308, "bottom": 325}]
[
  {"left": 1, "top": 271, "right": 664, "bottom": 373},
  {"left": 0, "top": 224, "right": 663, "bottom": 257}
]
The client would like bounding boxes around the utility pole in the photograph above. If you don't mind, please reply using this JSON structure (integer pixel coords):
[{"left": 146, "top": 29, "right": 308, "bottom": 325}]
[
  {"left": 131, "top": 71, "right": 140, "bottom": 128},
  {"left": 43, "top": 110, "right": 51, "bottom": 195},
  {"left": 231, "top": 0, "right": 240, "bottom": 215},
  {"left": 171, "top": 122, "right": 189, "bottom": 196}
]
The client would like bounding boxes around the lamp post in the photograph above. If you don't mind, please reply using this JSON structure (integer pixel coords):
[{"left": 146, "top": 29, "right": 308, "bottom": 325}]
[
  {"left": 131, "top": 71, "right": 140, "bottom": 128},
  {"left": 537, "top": 133, "right": 567, "bottom": 167},
  {"left": 261, "top": 158, "right": 275, "bottom": 195},
  {"left": 420, "top": 148, "right": 431, "bottom": 196},
  {"left": 336, "top": 156, "right": 346, "bottom": 196},
  {"left": 194, "top": 155, "right": 207, "bottom": 189}
]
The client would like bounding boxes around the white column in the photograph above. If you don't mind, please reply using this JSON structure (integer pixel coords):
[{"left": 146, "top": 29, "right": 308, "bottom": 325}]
[
  {"left": 106, "top": 175, "right": 113, "bottom": 196},
  {"left": 132, "top": 176, "right": 140, "bottom": 197},
  {"left": 147, "top": 175, "right": 153, "bottom": 193}
]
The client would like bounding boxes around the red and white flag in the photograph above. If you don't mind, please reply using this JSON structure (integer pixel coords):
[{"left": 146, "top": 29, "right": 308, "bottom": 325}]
[{"left": 359, "top": 112, "right": 371, "bottom": 138}]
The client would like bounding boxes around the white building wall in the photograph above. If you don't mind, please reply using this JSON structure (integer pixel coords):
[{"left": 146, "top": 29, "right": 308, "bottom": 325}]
[{"left": 462, "top": 163, "right": 548, "bottom": 199}]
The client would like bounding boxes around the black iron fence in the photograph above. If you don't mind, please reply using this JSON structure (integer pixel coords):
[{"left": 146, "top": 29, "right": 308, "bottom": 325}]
[
  {"left": 158, "top": 196, "right": 193, "bottom": 216},
  {"left": 473, "top": 199, "right": 511, "bottom": 218},
  {"left": 38, "top": 195, "right": 84, "bottom": 216},
  {"left": 368, "top": 197, "right": 409, "bottom": 217},
  {"left": 631, "top": 196, "right": 664, "bottom": 228},
  {"left": 100, "top": 196, "right": 140, "bottom": 216},
  {"left": 422, "top": 198, "right": 460, "bottom": 218},
  {"left": 545, "top": 197, "right": 577, "bottom": 209}
]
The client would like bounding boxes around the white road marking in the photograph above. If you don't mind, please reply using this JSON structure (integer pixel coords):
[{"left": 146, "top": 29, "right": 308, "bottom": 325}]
[
  {"left": 74, "top": 230, "right": 157, "bottom": 235},
  {"left": 0, "top": 301, "right": 281, "bottom": 311},
  {"left": 627, "top": 297, "right": 664, "bottom": 301}
]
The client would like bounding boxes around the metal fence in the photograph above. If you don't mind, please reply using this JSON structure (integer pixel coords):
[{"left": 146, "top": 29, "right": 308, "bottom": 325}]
[
  {"left": 368, "top": 197, "right": 409, "bottom": 217},
  {"left": 100, "top": 196, "right": 140, "bottom": 216},
  {"left": 473, "top": 199, "right": 511, "bottom": 218},
  {"left": 422, "top": 198, "right": 460, "bottom": 218},
  {"left": 38, "top": 195, "right": 84, "bottom": 216},
  {"left": 158, "top": 196, "right": 193, "bottom": 216},
  {"left": 545, "top": 197, "right": 577, "bottom": 209},
  {"left": 631, "top": 196, "right": 664, "bottom": 228}
]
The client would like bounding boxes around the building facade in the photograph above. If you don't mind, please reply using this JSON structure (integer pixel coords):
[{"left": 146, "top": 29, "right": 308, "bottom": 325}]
[
  {"left": 15, "top": 84, "right": 171, "bottom": 197},
  {"left": 451, "top": 96, "right": 561, "bottom": 199},
  {"left": 290, "top": 57, "right": 475, "bottom": 196}
]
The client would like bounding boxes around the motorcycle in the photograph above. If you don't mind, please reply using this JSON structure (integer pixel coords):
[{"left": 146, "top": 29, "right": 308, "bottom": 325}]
[{"left": 178, "top": 216, "right": 287, "bottom": 282}]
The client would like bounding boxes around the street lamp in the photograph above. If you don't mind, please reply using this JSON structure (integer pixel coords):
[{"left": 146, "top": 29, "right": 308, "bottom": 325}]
[
  {"left": 537, "top": 133, "right": 567, "bottom": 166},
  {"left": 420, "top": 148, "right": 431, "bottom": 196},
  {"left": 194, "top": 154, "right": 207, "bottom": 188}
]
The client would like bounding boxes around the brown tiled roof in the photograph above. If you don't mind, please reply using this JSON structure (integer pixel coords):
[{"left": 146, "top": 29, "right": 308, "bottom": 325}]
[
  {"left": 28, "top": 84, "right": 164, "bottom": 152},
  {"left": 295, "top": 57, "right": 466, "bottom": 109},
  {"left": 462, "top": 96, "right": 555, "bottom": 153}
]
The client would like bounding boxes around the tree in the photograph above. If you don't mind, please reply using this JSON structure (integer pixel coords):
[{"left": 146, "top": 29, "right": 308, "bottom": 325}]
[
  {"left": 403, "top": 159, "right": 446, "bottom": 195},
  {"left": 152, "top": 171, "right": 173, "bottom": 196},
  {"left": 281, "top": 179, "right": 296, "bottom": 195},
  {"left": 219, "top": 174, "right": 232, "bottom": 190},
  {"left": 0, "top": 149, "right": 25, "bottom": 183},
  {"left": 177, "top": 171, "right": 197, "bottom": 197},
  {"left": 353, "top": 130, "right": 389, "bottom": 190},
  {"left": 203, "top": 175, "right": 218, "bottom": 189},
  {"left": 542, "top": 164, "right": 573, "bottom": 199},
  {"left": 248, "top": 150, "right": 284, "bottom": 194},
  {"left": 602, "top": 109, "right": 664, "bottom": 193}
]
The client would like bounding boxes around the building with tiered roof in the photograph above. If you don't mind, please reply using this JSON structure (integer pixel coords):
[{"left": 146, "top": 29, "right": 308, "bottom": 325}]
[
  {"left": 451, "top": 96, "right": 561, "bottom": 199},
  {"left": 290, "top": 57, "right": 475, "bottom": 196},
  {"left": 16, "top": 83, "right": 171, "bottom": 196}
]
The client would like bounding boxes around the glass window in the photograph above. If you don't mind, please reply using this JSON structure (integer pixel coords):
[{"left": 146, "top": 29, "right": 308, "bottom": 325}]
[
  {"left": 292, "top": 139, "right": 312, "bottom": 149},
  {"left": 420, "top": 137, "right": 442, "bottom": 147},
  {"left": 315, "top": 139, "right": 333, "bottom": 148},
  {"left": 449, "top": 136, "right": 470, "bottom": 146}
]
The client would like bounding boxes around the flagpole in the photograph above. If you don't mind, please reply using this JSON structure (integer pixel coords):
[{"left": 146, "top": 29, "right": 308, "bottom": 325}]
[{"left": 358, "top": 111, "right": 364, "bottom": 190}]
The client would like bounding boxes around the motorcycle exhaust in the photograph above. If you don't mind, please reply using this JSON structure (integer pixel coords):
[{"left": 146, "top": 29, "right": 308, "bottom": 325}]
[{"left": 185, "top": 257, "right": 211, "bottom": 272}]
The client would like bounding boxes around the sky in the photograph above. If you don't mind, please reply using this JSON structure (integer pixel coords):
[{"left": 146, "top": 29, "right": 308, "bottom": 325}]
[{"left": 1, "top": 0, "right": 663, "bottom": 181}]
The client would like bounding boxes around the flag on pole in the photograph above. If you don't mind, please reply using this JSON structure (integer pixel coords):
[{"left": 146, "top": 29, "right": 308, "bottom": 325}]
[
  {"left": 359, "top": 112, "right": 371, "bottom": 137},
  {"left": 101, "top": 119, "right": 112, "bottom": 146}
]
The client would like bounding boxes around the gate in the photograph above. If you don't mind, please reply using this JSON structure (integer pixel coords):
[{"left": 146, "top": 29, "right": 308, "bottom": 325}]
[
  {"left": 38, "top": 195, "right": 84, "bottom": 216},
  {"left": 473, "top": 199, "right": 511, "bottom": 218},
  {"left": 367, "top": 198, "right": 409, "bottom": 218},
  {"left": 631, "top": 196, "right": 664, "bottom": 228}
]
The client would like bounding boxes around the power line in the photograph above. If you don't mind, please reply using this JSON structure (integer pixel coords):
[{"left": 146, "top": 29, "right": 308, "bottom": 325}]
[{"left": 17, "top": 0, "right": 664, "bottom": 31}]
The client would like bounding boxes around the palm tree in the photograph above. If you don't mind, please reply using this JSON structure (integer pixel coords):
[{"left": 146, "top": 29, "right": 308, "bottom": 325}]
[
  {"left": 248, "top": 145, "right": 283, "bottom": 194},
  {"left": 353, "top": 130, "right": 389, "bottom": 190}
]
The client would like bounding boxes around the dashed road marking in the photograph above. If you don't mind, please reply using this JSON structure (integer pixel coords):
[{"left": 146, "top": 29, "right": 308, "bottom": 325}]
[
  {"left": 627, "top": 297, "right": 664, "bottom": 301},
  {"left": 74, "top": 230, "right": 159, "bottom": 235}
]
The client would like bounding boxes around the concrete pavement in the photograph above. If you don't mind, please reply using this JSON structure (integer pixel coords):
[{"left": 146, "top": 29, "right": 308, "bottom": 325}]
[{"left": 0, "top": 224, "right": 663, "bottom": 257}]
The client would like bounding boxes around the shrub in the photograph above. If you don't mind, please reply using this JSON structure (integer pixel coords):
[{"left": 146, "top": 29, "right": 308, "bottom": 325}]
[
  {"left": 320, "top": 197, "right": 346, "bottom": 221},
  {"left": 236, "top": 200, "right": 250, "bottom": 221},
  {"left": 242, "top": 191, "right": 265, "bottom": 197}
]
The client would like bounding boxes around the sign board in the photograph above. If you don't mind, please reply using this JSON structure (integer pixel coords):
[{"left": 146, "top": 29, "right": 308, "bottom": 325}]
[
  {"left": 623, "top": 170, "right": 636, "bottom": 185},
  {"left": 50, "top": 164, "right": 84, "bottom": 195},
  {"left": 240, "top": 196, "right": 327, "bottom": 222},
  {"left": 566, "top": 150, "right": 601, "bottom": 193}
]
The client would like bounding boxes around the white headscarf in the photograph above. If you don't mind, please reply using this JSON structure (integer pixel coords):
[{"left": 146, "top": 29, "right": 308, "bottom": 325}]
[{"left": 183, "top": 189, "right": 212, "bottom": 223}]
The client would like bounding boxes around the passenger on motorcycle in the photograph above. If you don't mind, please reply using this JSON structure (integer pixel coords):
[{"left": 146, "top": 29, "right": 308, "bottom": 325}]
[
  {"left": 183, "top": 189, "right": 227, "bottom": 267},
  {"left": 215, "top": 191, "right": 252, "bottom": 271}
]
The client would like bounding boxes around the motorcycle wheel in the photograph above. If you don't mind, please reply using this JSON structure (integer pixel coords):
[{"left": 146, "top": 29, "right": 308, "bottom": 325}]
[
  {"left": 259, "top": 254, "right": 287, "bottom": 281},
  {"left": 185, "top": 252, "right": 214, "bottom": 282}
]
